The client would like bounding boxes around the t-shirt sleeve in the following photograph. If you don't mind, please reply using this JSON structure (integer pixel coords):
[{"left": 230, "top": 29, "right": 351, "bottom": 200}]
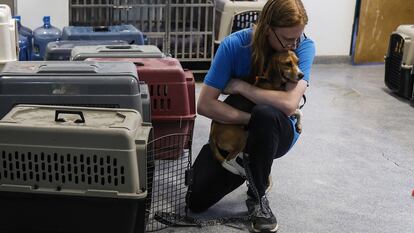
[
  {"left": 295, "top": 37, "right": 316, "bottom": 85},
  {"left": 203, "top": 37, "right": 234, "bottom": 91}
]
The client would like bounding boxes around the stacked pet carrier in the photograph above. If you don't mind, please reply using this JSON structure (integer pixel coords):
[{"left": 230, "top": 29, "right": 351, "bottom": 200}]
[
  {"left": 45, "top": 40, "right": 128, "bottom": 60},
  {"left": 385, "top": 25, "right": 414, "bottom": 100},
  {"left": 0, "top": 104, "right": 152, "bottom": 233},
  {"left": 1, "top": 1, "right": 198, "bottom": 232},
  {"left": 0, "top": 4, "right": 17, "bottom": 71},
  {"left": 0, "top": 60, "right": 194, "bottom": 232},
  {"left": 69, "top": 0, "right": 215, "bottom": 74},
  {"left": 62, "top": 24, "right": 145, "bottom": 45},
  {"left": 42, "top": 24, "right": 146, "bottom": 61},
  {"left": 71, "top": 44, "right": 165, "bottom": 60},
  {"left": 214, "top": 0, "right": 266, "bottom": 45},
  {"left": 85, "top": 57, "right": 196, "bottom": 156},
  {"left": 0, "top": 61, "right": 151, "bottom": 122}
]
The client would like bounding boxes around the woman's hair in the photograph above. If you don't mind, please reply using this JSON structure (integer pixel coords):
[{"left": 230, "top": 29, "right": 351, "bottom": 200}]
[{"left": 251, "top": 0, "right": 308, "bottom": 76}]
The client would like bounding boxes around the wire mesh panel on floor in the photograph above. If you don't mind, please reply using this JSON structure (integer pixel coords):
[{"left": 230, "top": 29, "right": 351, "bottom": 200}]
[{"left": 146, "top": 133, "right": 192, "bottom": 232}]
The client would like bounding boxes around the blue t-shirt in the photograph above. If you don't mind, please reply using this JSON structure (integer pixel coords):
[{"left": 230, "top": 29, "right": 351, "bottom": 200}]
[{"left": 204, "top": 28, "right": 315, "bottom": 150}]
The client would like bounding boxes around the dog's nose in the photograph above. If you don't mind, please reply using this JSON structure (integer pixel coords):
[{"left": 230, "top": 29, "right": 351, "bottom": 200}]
[{"left": 298, "top": 71, "right": 304, "bottom": 80}]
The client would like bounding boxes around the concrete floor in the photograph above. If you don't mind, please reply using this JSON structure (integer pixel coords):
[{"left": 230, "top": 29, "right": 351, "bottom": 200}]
[{"left": 159, "top": 63, "right": 414, "bottom": 233}]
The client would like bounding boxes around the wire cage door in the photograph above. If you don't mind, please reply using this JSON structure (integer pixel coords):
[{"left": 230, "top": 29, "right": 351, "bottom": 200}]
[
  {"left": 69, "top": 0, "right": 169, "bottom": 52},
  {"left": 69, "top": 0, "right": 215, "bottom": 73},
  {"left": 145, "top": 133, "right": 192, "bottom": 232}
]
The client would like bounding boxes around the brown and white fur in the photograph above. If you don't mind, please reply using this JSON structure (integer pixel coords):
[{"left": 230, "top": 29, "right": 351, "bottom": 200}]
[{"left": 210, "top": 50, "right": 304, "bottom": 163}]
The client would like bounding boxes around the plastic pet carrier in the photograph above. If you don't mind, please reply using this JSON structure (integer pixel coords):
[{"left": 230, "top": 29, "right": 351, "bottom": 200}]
[
  {"left": 62, "top": 24, "right": 145, "bottom": 45},
  {"left": 0, "top": 104, "right": 152, "bottom": 233},
  {"left": 71, "top": 44, "right": 164, "bottom": 61},
  {"left": 87, "top": 57, "right": 195, "bottom": 158},
  {"left": 385, "top": 25, "right": 414, "bottom": 99},
  {"left": 0, "top": 4, "right": 17, "bottom": 71},
  {"left": 45, "top": 40, "right": 128, "bottom": 61},
  {"left": 0, "top": 61, "right": 151, "bottom": 122},
  {"left": 214, "top": 0, "right": 265, "bottom": 44}
]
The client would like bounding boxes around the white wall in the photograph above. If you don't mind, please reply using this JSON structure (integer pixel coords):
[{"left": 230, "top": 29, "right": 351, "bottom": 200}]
[
  {"left": 302, "top": 0, "right": 357, "bottom": 56},
  {"left": 14, "top": 0, "right": 356, "bottom": 56},
  {"left": 16, "top": 0, "right": 68, "bottom": 31}
]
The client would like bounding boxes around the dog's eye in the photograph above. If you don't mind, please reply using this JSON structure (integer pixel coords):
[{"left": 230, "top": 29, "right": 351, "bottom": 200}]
[{"left": 285, "top": 61, "right": 292, "bottom": 66}]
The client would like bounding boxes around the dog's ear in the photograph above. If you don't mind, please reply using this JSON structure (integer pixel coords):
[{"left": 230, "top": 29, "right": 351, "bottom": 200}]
[
  {"left": 288, "top": 50, "right": 299, "bottom": 65},
  {"left": 267, "top": 55, "right": 283, "bottom": 86}
]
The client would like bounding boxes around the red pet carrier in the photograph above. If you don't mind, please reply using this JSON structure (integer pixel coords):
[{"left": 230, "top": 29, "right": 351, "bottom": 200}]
[{"left": 87, "top": 57, "right": 196, "bottom": 159}]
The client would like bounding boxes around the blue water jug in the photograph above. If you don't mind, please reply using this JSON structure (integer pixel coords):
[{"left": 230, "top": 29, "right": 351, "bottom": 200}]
[
  {"left": 17, "top": 34, "right": 31, "bottom": 61},
  {"left": 14, "top": 16, "right": 33, "bottom": 61},
  {"left": 32, "top": 16, "right": 61, "bottom": 60},
  {"left": 14, "top": 16, "right": 33, "bottom": 39}
]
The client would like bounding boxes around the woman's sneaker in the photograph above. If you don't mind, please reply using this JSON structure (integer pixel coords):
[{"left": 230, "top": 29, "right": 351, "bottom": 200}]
[{"left": 246, "top": 195, "right": 278, "bottom": 232}]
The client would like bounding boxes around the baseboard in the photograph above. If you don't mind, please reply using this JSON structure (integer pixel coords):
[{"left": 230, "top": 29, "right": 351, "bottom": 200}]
[{"left": 313, "top": 55, "right": 352, "bottom": 64}]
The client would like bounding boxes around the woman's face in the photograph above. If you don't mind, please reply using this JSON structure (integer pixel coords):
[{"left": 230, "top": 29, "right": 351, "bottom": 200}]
[{"left": 267, "top": 24, "right": 305, "bottom": 52}]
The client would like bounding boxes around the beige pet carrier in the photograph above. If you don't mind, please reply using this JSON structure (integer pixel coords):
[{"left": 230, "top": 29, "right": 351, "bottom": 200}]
[{"left": 0, "top": 104, "right": 152, "bottom": 233}]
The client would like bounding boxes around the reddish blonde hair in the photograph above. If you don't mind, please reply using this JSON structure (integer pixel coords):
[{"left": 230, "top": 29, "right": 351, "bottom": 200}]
[{"left": 251, "top": 0, "right": 308, "bottom": 76}]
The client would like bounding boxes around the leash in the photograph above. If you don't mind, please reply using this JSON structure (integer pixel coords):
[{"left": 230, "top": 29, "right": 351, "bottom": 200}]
[
  {"left": 242, "top": 152, "right": 263, "bottom": 210},
  {"left": 153, "top": 211, "right": 250, "bottom": 230},
  {"left": 299, "top": 94, "right": 306, "bottom": 109}
]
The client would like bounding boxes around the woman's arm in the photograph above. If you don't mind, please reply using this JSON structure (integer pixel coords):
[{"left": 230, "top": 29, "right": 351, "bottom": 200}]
[
  {"left": 225, "top": 37, "right": 315, "bottom": 116},
  {"left": 225, "top": 79, "right": 307, "bottom": 116},
  {"left": 197, "top": 84, "right": 251, "bottom": 125}
]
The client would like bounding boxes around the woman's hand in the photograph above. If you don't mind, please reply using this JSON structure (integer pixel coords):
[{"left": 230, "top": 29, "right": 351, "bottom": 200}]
[
  {"left": 224, "top": 79, "right": 249, "bottom": 95},
  {"left": 197, "top": 84, "right": 251, "bottom": 125}
]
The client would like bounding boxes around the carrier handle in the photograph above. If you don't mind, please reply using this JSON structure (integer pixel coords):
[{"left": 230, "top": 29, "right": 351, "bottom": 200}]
[
  {"left": 100, "top": 45, "right": 143, "bottom": 53},
  {"left": 93, "top": 26, "right": 109, "bottom": 32},
  {"left": 55, "top": 110, "right": 85, "bottom": 124},
  {"left": 38, "top": 64, "right": 98, "bottom": 73}
]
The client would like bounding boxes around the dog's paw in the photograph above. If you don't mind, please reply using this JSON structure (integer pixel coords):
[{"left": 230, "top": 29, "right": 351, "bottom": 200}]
[
  {"left": 222, "top": 153, "right": 246, "bottom": 177},
  {"left": 296, "top": 123, "right": 302, "bottom": 134}
]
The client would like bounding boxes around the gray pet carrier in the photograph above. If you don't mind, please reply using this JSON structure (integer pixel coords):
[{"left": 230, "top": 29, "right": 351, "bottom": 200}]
[
  {"left": 71, "top": 44, "right": 165, "bottom": 61},
  {"left": 0, "top": 104, "right": 152, "bottom": 233},
  {"left": 45, "top": 40, "right": 128, "bottom": 61},
  {"left": 0, "top": 61, "right": 151, "bottom": 122}
]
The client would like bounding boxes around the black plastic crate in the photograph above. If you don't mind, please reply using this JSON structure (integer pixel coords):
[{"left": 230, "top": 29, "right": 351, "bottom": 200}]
[
  {"left": 0, "top": 192, "right": 146, "bottom": 233},
  {"left": 385, "top": 33, "right": 414, "bottom": 99}
]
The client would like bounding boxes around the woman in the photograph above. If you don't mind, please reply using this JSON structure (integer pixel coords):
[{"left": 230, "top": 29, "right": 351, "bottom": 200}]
[{"left": 187, "top": 0, "right": 315, "bottom": 232}]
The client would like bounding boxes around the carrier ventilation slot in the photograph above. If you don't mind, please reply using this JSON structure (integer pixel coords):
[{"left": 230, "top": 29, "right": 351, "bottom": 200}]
[
  {"left": 387, "top": 34, "right": 404, "bottom": 90},
  {"left": 150, "top": 84, "right": 171, "bottom": 111},
  {"left": 0, "top": 151, "right": 126, "bottom": 187},
  {"left": 231, "top": 11, "right": 260, "bottom": 33}
]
